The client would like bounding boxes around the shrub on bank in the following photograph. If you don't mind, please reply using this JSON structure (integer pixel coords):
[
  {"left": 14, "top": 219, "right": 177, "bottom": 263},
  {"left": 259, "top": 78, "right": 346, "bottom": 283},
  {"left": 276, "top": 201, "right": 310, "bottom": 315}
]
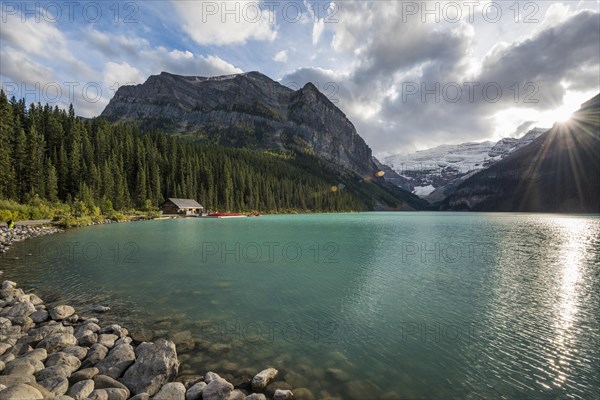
[
  {"left": 0, "top": 199, "right": 67, "bottom": 221},
  {"left": 0, "top": 198, "right": 133, "bottom": 226}
]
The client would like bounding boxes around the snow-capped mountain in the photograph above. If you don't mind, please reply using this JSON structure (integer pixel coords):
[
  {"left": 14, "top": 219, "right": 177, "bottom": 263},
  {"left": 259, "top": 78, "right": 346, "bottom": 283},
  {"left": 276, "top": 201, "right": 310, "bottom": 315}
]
[
  {"left": 382, "top": 128, "right": 548, "bottom": 200},
  {"left": 488, "top": 128, "right": 546, "bottom": 157}
]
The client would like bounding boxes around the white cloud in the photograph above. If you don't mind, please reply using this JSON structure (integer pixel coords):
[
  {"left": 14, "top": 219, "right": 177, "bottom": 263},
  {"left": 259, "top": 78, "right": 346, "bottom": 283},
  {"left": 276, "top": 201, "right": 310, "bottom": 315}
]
[
  {"left": 103, "top": 62, "right": 145, "bottom": 88},
  {"left": 84, "top": 27, "right": 243, "bottom": 78},
  {"left": 312, "top": 19, "right": 324, "bottom": 45},
  {"left": 0, "top": 11, "right": 96, "bottom": 80},
  {"left": 536, "top": 3, "right": 574, "bottom": 32},
  {"left": 138, "top": 48, "right": 243, "bottom": 77},
  {"left": 0, "top": 11, "right": 68, "bottom": 58},
  {"left": 172, "top": 0, "right": 277, "bottom": 45},
  {"left": 85, "top": 30, "right": 149, "bottom": 59},
  {"left": 273, "top": 50, "right": 289, "bottom": 63},
  {"left": 0, "top": 47, "right": 57, "bottom": 85}
]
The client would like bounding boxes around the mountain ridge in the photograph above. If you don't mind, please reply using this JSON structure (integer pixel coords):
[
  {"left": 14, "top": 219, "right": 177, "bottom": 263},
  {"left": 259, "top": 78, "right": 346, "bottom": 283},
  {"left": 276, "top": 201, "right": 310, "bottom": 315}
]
[
  {"left": 101, "top": 71, "right": 375, "bottom": 176},
  {"left": 438, "top": 94, "right": 600, "bottom": 212},
  {"left": 382, "top": 128, "right": 548, "bottom": 201}
]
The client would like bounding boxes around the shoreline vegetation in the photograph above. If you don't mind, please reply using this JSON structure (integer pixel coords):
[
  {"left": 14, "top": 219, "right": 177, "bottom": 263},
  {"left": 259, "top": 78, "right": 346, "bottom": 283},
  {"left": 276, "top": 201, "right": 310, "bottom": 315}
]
[
  {"left": 0, "top": 225, "right": 302, "bottom": 400},
  {"left": 0, "top": 199, "right": 160, "bottom": 231}
]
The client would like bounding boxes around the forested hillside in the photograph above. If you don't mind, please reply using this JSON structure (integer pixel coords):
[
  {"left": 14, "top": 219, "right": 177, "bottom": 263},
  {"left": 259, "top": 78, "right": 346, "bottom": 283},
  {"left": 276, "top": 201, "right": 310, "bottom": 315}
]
[
  {"left": 0, "top": 92, "right": 420, "bottom": 214},
  {"left": 101, "top": 71, "right": 376, "bottom": 176}
]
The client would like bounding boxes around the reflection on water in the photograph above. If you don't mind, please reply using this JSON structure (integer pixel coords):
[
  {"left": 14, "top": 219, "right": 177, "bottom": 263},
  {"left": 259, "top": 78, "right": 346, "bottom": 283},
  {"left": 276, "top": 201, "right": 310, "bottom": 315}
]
[
  {"left": 1, "top": 213, "right": 598, "bottom": 399},
  {"left": 545, "top": 218, "right": 591, "bottom": 392}
]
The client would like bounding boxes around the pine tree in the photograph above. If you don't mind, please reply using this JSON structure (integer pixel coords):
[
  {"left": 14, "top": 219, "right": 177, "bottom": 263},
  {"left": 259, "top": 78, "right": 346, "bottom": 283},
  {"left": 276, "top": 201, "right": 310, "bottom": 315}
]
[
  {"left": 0, "top": 91, "right": 16, "bottom": 199},
  {"left": 46, "top": 160, "right": 59, "bottom": 202},
  {"left": 13, "top": 128, "right": 28, "bottom": 201},
  {"left": 26, "top": 125, "right": 46, "bottom": 197}
]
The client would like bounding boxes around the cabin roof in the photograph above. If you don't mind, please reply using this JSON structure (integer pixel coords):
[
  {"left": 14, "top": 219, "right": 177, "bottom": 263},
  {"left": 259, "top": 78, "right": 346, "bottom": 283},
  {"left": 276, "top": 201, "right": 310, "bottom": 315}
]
[{"left": 165, "top": 198, "right": 203, "bottom": 209}]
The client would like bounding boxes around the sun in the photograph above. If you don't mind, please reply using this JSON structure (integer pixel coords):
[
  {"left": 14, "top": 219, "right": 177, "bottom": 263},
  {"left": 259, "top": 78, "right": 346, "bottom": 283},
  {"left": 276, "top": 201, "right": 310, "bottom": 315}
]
[
  {"left": 550, "top": 91, "right": 596, "bottom": 124},
  {"left": 533, "top": 91, "right": 597, "bottom": 128},
  {"left": 554, "top": 104, "right": 575, "bottom": 123}
]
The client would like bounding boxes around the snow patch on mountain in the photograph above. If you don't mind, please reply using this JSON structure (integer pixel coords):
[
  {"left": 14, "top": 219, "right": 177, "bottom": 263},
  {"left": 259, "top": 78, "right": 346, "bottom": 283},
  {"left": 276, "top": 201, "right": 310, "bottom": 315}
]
[
  {"left": 385, "top": 141, "right": 497, "bottom": 176},
  {"left": 413, "top": 185, "right": 436, "bottom": 197},
  {"left": 382, "top": 128, "right": 548, "bottom": 200}
]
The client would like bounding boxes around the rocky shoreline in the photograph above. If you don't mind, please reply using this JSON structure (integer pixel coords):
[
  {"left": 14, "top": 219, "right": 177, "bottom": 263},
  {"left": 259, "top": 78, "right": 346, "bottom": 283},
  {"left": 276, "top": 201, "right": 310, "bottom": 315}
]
[
  {"left": 0, "top": 226, "right": 64, "bottom": 255},
  {"left": 0, "top": 224, "right": 303, "bottom": 400},
  {"left": 0, "top": 278, "right": 295, "bottom": 400}
]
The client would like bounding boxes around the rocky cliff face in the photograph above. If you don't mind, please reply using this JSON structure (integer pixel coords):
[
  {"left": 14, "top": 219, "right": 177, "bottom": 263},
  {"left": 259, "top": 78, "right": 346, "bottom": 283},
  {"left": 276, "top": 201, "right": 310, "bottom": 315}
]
[
  {"left": 101, "top": 71, "right": 376, "bottom": 175},
  {"left": 372, "top": 157, "right": 414, "bottom": 192}
]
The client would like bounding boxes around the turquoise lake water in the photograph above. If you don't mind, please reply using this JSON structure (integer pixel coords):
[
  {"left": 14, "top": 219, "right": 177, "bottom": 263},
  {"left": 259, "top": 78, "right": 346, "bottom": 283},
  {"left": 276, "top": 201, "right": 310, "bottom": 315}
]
[{"left": 1, "top": 213, "right": 599, "bottom": 399}]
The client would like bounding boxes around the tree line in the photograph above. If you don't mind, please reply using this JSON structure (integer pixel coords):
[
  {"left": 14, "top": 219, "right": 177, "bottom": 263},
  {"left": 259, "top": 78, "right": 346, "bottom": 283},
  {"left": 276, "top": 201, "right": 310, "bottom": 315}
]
[{"left": 0, "top": 91, "right": 368, "bottom": 213}]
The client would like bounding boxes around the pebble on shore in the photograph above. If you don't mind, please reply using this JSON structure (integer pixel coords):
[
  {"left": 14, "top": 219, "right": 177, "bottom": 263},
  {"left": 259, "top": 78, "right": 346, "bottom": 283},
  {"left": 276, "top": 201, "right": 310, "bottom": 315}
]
[
  {"left": 0, "top": 279, "right": 297, "bottom": 400},
  {"left": 0, "top": 225, "right": 63, "bottom": 255}
]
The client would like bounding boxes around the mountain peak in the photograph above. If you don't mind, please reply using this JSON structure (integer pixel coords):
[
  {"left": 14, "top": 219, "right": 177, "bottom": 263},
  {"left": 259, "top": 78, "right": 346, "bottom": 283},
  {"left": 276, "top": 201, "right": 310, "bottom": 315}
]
[
  {"left": 243, "top": 70, "right": 269, "bottom": 78},
  {"left": 101, "top": 70, "right": 375, "bottom": 175},
  {"left": 302, "top": 82, "right": 319, "bottom": 91}
]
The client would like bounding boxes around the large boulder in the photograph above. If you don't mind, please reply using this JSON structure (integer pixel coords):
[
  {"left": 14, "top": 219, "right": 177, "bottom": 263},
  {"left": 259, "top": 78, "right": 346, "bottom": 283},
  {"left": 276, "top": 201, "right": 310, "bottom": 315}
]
[
  {"left": 228, "top": 390, "right": 245, "bottom": 400},
  {"left": 95, "top": 344, "right": 135, "bottom": 379},
  {"left": 20, "top": 348, "right": 47, "bottom": 362},
  {"left": 30, "top": 309, "right": 49, "bottom": 323},
  {"left": 36, "top": 332, "right": 77, "bottom": 353},
  {"left": 101, "top": 388, "right": 128, "bottom": 400},
  {"left": 49, "top": 305, "right": 75, "bottom": 320},
  {"left": 252, "top": 368, "right": 278, "bottom": 390},
  {"left": 98, "top": 334, "right": 118, "bottom": 349},
  {"left": 99, "top": 324, "right": 128, "bottom": 338},
  {"left": 77, "top": 330, "right": 99, "bottom": 347},
  {"left": 35, "top": 365, "right": 72, "bottom": 381},
  {"left": 68, "top": 379, "right": 95, "bottom": 400},
  {"left": 273, "top": 389, "right": 294, "bottom": 400},
  {"left": 0, "top": 383, "right": 44, "bottom": 400},
  {"left": 120, "top": 339, "right": 179, "bottom": 396},
  {"left": 46, "top": 351, "right": 82, "bottom": 373},
  {"left": 93, "top": 374, "right": 130, "bottom": 397},
  {"left": 153, "top": 382, "right": 186, "bottom": 400},
  {"left": 202, "top": 377, "right": 234, "bottom": 400},
  {"left": 4, "top": 357, "right": 44, "bottom": 375},
  {"left": 38, "top": 376, "right": 70, "bottom": 396},
  {"left": 1, "top": 301, "right": 35, "bottom": 321},
  {"left": 244, "top": 395, "right": 267, "bottom": 400},
  {"left": 185, "top": 381, "right": 207, "bottom": 400},
  {"left": 27, "top": 322, "right": 73, "bottom": 342},
  {"left": 81, "top": 343, "right": 109, "bottom": 368},
  {"left": 62, "top": 345, "right": 88, "bottom": 360},
  {"left": 70, "top": 367, "right": 100, "bottom": 384}
]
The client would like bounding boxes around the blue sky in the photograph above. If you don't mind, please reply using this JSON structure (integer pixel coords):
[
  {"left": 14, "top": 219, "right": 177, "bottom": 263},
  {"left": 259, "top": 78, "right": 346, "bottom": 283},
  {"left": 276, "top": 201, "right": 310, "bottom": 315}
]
[{"left": 1, "top": 1, "right": 599, "bottom": 156}]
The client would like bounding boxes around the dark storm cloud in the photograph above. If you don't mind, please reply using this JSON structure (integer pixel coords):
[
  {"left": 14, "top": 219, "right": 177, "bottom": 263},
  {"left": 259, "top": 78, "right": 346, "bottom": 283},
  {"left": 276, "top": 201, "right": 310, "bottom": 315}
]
[
  {"left": 355, "top": 24, "right": 472, "bottom": 84},
  {"left": 476, "top": 10, "right": 600, "bottom": 109}
]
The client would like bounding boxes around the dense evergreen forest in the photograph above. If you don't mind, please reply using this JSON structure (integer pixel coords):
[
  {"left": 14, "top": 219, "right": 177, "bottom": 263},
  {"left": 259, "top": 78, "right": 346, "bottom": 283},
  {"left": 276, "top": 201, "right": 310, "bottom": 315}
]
[{"left": 0, "top": 91, "right": 401, "bottom": 215}]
